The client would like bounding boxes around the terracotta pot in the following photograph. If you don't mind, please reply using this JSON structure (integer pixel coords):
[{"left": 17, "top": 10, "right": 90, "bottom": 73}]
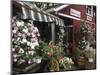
[{"left": 77, "top": 56, "right": 87, "bottom": 69}]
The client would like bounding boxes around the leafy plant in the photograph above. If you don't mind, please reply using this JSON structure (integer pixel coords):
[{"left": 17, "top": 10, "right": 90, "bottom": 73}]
[{"left": 73, "top": 48, "right": 83, "bottom": 60}]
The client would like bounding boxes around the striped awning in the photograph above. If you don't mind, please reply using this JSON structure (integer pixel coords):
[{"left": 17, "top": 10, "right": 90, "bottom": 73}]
[{"left": 13, "top": 1, "right": 64, "bottom": 26}]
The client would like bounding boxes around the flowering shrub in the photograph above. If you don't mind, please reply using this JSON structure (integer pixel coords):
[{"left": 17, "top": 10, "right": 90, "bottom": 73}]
[
  {"left": 59, "top": 56, "right": 74, "bottom": 70},
  {"left": 84, "top": 45, "right": 96, "bottom": 63},
  {"left": 80, "top": 22, "right": 92, "bottom": 34},
  {"left": 78, "top": 37, "right": 88, "bottom": 50},
  {"left": 12, "top": 17, "right": 41, "bottom": 65},
  {"left": 81, "top": 24, "right": 88, "bottom": 33},
  {"left": 57, "top": 27, "right": 65, "bottom": 43}
]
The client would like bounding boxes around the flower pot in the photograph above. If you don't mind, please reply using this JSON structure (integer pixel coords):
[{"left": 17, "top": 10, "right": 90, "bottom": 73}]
[{"left": 77, "top": 56, "right": 87, "bottom": 69}]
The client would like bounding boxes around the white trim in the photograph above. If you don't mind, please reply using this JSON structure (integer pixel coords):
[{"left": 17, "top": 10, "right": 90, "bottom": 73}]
[
  {"left": 86, "top": 6, "right": 93, "bottom": 17},
  {"left": 85, "top": 20, "right": 96, "bottom": 25},
  {"left": 57, "top": 13, "right": 81, "bottom": 21},
  {"left": 46, "top": 5, "right": 69, "bottom": 12},
  {"left": 54, "top": 5, "right": 69, "bottom": 11}
]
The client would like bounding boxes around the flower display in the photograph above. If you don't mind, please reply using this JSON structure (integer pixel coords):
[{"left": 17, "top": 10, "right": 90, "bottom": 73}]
[
  {"left": 12, "top": 17, "right": 41, "bottom": 65},
  {"left": 80, "top": 22, "right": 92, "bottom": 34},
  {"left": 84, "top": 45, "right": 96, "bottom": 63},
  {"left": 78, "top": 37, "right": 88, "bottom": 50},
  {"left": 59, "top": 56, "right": 74, "bottom": 70},
  {"left": 57, "top": 27, "right": 65, "bottom": 43}
]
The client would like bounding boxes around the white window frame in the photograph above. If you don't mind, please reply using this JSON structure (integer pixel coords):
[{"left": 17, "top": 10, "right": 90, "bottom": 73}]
[{"left": 86, "top": 6, "right": 93, "bottom": 17}]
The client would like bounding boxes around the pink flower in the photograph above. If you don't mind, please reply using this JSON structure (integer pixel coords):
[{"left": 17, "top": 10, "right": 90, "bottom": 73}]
[
  {"left": 12, "top": 30, "right": 17, "bottom": 34},
  {"left": 32, "top": 33, "right": 36, "bottom": 37},
  {"left": 31, "top": 38, "right": 36, "bottom": 43},
  {"left": 12, "top": 48, "right": 15, "bottom": 52}
]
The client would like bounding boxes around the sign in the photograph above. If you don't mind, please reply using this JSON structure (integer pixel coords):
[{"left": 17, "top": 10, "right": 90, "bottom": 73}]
[
  {"left": 70, "top": 8, "right": 81, "bottom": 18},
  {"left": 87, "top": 15, "right": 92, "bottom": 21}
]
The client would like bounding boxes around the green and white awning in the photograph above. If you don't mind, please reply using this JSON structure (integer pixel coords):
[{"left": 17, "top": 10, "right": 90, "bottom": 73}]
[{"left": 13, "top": 1, "right": 64, "bottom": 26}]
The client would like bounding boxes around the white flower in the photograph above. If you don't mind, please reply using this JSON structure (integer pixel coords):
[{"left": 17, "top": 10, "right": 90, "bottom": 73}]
[
  {"left": 66, "top": 57, "right": 70, "bottom": 61},
  {"left": 16, "top": 21, "right": 24, "bottom": 27},
  {"left": 82, "top": 28, "right": 84, "bottom": 30},
  {"left": 19, "top": 48, "right": 24, "bottom": 54},
  {"left": 88, "top": 58, "right": 94, "bottom": 63},
  {"left": 12, "top": 48, "right": 15, "bottom": 52},
  {"left": 13, "top": 54, "right": 17, "bottom": 58},
  {"left": 30, "top": 43, "right": 35, "bottom": 49},
  {"left": 22, "top": 38, "right": 27, "bottom": 43},
  {"left": 68, "top": 58, "right": 72, "bottom": 64},
  {"left": 18, "top": 32, "right": 22, "bottom": 36},
  {"left": 27, "top": 23, "right": 32, "bottom": 26},
  {"left": 37, "top": 33, "right": 40, "bottom": 37},
  {"left": 28, "top": 50, "right": 35, "bottom": 55},
  {"left": 31, "top": 45, "right": 35, "bottom": 49},
  {"left": 35, "top": 58, "right": 42, "bottom": 64},
  {"left": 28, "top": 59, "right": 32, "bottom": 64},
  {"left": 33, "top": 57, "right": 42, "bottom": 64},
  {"left": 14, "top": 58, "right": 17, "bottom": 62},
  {"left": 23, "top": 28, "right": 28, "bottom": 33},
  {"left": 27, "top": 32, "right": 31, "bottom": 36},
  {"left": 35, "top": 41, "right": 39, "bottom": 46},
  {"left": 27, "top": 41, "right": 31, "bottom": 46}
]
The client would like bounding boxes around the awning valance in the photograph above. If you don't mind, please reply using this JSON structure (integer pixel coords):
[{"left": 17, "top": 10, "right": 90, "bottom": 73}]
[{"left": 13, "top": 1, "right": 64, "bottom": 26}]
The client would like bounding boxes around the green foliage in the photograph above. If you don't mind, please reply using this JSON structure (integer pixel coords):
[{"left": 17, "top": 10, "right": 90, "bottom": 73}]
[
  {"left": 73, "top": 48, "right": 83, "bottom": 59},
  {"left": 35, "top": 40, "right": 65, "bottom": 60},
  {"left": 35, "top": 40, "right": 50, "bottom": 60},
  {"left": 78, "top": 37, "right": 88, "bottom": 50}
]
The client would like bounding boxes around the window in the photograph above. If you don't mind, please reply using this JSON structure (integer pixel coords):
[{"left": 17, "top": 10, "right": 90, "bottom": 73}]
[{"left": 86, "top": 6, "right": 93, "bottom": 16}]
